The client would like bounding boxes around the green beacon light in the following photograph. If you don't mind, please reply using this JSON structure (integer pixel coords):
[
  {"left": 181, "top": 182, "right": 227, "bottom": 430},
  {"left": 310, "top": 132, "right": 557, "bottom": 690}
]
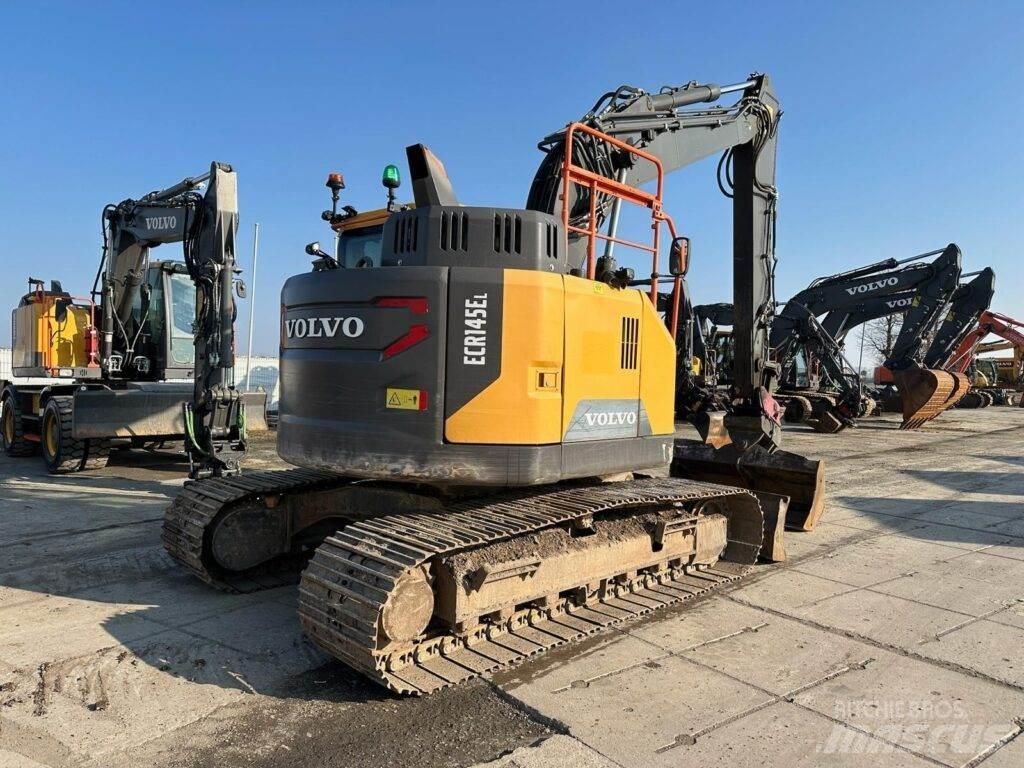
[
  {"left": 382, "top": 164, "right": 401, "bottom": 189},
  {"left": 382, "top": 164, "right": 401, "bottom": 210}
]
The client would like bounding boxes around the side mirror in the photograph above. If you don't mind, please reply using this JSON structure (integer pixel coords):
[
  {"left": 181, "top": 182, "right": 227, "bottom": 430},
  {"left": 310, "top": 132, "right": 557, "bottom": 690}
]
[
  {"left": 669, "top": 236, "right": 690, "bottom": 277},
  {"left": 54, "top": 299, "right": 68, "bottom": 323},
  {"left": 235, "top": 279, "right": 247, "bottom": 299}
]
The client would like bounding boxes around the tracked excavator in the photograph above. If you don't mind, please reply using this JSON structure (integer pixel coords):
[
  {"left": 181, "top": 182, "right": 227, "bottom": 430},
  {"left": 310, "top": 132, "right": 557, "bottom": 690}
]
[
  {"left": 674, "top": 248, "right": 969, "bottom": 433},
  {"left": 807, "top": 266, "right": 996, "bottom": 417},
  {"left": 163, "top": 74, "right": 825, "bottom": 694},
  {"left": 771, "top": 245, "right": 963, "bottom": 429},
  {"left": 947, "top": 311, "right": 1024, "bottom": 408},
  {"left": 970, "top": 345, "right": 1022, "bottom": 406},
  {"left": 0, "top": 163, "right": 263, "bottom": 476}
]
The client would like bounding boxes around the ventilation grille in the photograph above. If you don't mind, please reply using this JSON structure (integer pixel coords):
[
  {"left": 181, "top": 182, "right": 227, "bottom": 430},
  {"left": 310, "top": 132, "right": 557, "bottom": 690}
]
[
  {"left": 621, "top": 317, "right": 639, "bottom": 369},
  {"left": 393, "top": 215, "right": 419, "bottom": 254},
  {"left": 493, "top": 213, "right": 522, "bottom": 254},
  {"left": 544, "top": 223, "right": 559, "bottom": 259},
  {"left": 439, "top": 211, "right": 468, "bottom": 251}
]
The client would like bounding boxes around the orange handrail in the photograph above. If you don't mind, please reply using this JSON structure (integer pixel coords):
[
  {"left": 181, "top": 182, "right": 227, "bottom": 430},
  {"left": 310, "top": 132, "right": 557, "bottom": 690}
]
[{"left": 559, "top": 122, "right": 683, "bottom": 339}]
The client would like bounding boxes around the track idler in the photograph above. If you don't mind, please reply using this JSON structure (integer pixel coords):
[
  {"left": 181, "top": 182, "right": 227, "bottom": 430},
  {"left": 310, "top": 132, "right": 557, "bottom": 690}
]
[{"left": 892, "top": 366, "right": 958, "bottom": 429}]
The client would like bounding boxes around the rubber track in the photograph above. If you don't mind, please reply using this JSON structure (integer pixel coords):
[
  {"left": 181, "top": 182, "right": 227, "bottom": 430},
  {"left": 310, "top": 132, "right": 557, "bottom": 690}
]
[
  {"left": 161, "top": 467, "right": 344, "bottom": 592},
  {"left": 298, "top": 477, "right": 761, "bottom": 695}
]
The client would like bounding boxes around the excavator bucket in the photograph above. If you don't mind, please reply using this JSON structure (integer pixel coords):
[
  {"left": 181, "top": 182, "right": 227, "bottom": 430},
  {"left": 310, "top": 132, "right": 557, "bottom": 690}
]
[
  {"left": 240, "top": 391, "right": 269, "bottom": 432},
  {"left": 671, "top": 441, "right": 826, "bottom": 531},
  {"left": 942, "top": 372, "right": 972, "bottom": 410},
  {"left": 893, "top": 367, "right": 957, "bottom": 429}
]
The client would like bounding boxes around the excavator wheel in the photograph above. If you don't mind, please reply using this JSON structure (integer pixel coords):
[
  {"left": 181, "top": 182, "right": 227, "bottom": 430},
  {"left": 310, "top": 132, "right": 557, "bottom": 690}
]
[
  {"left": 980, "top": 391, "right": 994, "bottom": 407},
  {"left": 41, "top": 396, "right": 87, "bottom": 474},
  {"left": 892, "top": 368, "right": 957, "bottom": 430},
  {"left": 1, "top": 391, "right": 37, "bottom": 457},
  {"left": 82, "top": 438, "right": 113, "bottom": 470}
]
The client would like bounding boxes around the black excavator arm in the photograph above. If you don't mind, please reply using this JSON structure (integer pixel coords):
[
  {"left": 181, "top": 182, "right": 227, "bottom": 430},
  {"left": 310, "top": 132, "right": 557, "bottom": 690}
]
[
  {"left": 95, "top": 162, "right": 243, "bottom": 477},
  {"left": 923, "top": 268, "right": 997, "bottom": 368}
]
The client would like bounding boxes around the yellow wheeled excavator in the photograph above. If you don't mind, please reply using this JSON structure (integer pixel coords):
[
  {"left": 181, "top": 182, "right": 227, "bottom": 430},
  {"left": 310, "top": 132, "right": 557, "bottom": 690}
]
[{"left": 163, "top": 74, "right": 825, "bottom": 694}]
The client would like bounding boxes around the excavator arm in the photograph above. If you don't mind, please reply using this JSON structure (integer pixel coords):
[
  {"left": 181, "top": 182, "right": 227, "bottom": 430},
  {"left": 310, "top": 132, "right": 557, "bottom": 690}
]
[
  {"left": 923, "top": 269, "right": 997, "bottom": 368},
  {"left": 949, "top": 311, "right": 1024, "bottom": 373}
]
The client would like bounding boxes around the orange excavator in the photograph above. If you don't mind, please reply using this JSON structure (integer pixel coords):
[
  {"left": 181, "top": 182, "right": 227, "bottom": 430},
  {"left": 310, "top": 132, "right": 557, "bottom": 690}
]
[{"left": 947, "top": 310, "right": 1024, "bottom": 407}]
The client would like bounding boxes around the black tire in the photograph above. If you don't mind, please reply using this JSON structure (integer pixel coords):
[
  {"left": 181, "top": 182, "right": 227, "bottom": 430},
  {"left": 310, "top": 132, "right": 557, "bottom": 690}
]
[
  {"left": 1, "top": 391, "right": 37, "bottom": 457},
  {"left": 41, "top": 396, "right": 87, "bottom": 474},
  {"left": 82, "top": 438, "right": 113, "bottom": 470}
]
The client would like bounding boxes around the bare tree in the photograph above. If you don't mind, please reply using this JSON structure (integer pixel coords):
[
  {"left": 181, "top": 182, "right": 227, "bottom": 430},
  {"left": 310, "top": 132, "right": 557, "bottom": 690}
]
[{"left": 862, "top": 315, "right": 903, "bottom": 363}]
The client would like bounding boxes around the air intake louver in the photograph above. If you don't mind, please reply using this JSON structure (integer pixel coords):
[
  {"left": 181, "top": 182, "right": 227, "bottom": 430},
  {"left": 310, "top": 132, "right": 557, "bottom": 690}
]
[
  {"left": 493, "top": 213, "right": 522, "bottom": 254},
  {"left": 439, "top": 211, "right": 468, "bottom": 251},
  {"left": 621, "top": 317, "right": 639, "bottom": 370},
  {"left": 393, "top": 215, "right": 418, "bottom": 254},
  {"left": 544, "top": 223, "right": 558, "bottom": 259}
]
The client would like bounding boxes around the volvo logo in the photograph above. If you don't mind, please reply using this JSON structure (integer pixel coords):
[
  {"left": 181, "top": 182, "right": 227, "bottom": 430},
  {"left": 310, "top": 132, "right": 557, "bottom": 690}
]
[
  {"left": 846, "top": 276, "right": 899, "bottom": 295},
  {"left": 144, "top": 216, "right": 178, "bottom": 230},
  {"left": 886, "top": 298, "right": 913, "bottom": 308},
  {"left": 583, "top": 411, "right": 637, "bottom": 427},
  {"left": 285, "top": 316, "right": 365, "bottom": 339}
]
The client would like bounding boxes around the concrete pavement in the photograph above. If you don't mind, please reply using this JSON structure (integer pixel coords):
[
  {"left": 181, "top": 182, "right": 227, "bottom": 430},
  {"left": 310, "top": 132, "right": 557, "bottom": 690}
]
[{"left": 0, "top": 409, "right": 1022, "bottom": 767}]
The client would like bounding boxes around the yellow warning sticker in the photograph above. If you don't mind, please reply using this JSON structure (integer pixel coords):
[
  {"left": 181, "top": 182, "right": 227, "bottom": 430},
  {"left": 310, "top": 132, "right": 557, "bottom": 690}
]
[{"left": 386, "top": 388, "right": 423, "bottom": 410}]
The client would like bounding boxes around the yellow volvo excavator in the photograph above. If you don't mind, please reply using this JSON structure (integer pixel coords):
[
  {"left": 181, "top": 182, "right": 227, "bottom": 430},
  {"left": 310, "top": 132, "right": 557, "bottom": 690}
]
[{"left": 163, "top": 74, "right": 824, "bottom": 694}]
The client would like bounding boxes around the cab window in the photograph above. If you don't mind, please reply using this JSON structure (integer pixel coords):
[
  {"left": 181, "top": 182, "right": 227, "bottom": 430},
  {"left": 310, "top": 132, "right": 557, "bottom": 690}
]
[{"left": 338, "top": 225, "right": 384, "bottom": 268}]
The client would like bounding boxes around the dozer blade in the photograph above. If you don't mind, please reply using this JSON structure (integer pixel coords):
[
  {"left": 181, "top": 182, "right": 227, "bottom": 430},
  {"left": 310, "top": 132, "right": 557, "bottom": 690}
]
[
  {"left": 893, "top": 368, "right": 957, "bottom": 430},
  {"left": 671, "top": 440, "right": 826, "bottom": 531},
  {"left": 691, "top": 410, "right": 732, "bottom": 449}
]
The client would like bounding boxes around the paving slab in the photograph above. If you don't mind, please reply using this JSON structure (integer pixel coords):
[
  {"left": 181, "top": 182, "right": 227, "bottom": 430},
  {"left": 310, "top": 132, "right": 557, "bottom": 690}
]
[
  {"left": 792, "top": 533, "right": 964, "bottom": 588},
  {"left": 681, "top": 613, "right": 874, "bottom": 696},
  {"left": 658, "top": 700, "right": 936, "bottom": 768},
  {"left": 916, "top": 619, "right": 1024, "bottom": 688},
  {"left": 507, "top": 653, "right": 773, "bottom": 768},
  {"left": 974, "top": 731, "right": 1024, "bottom": 768},
  {"left": 988, "top": 604, "right": 1024, "bottom": 631},
  {"left": 728, "top": 567, "right": 859, "bottom": 611},
  {"left": 472, "top": 736, "right": 617, "bottom": 768},
  {"left": 622, "top": 596, "right": 770, "bottom": 654},
  {"left": 870, "top": 568, "right": 1024, "bottom": 618},
  {"left": 793, "top": 587, "right": 973, "bottom": 647},
  {"left": 793, "top": 651, "right": 1024, "bottom": 765}
]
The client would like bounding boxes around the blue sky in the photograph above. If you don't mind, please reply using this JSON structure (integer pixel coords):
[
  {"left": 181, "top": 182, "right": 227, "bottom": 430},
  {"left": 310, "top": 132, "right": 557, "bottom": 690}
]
[{"left": 1, "top": 1, "right": 1021, "bottom": 358}]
